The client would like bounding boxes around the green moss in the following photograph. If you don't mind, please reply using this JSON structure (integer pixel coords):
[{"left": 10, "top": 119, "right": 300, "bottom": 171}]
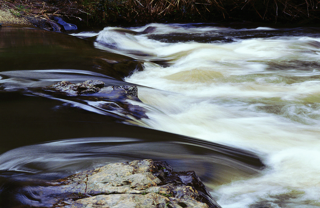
[
  {"left": 159, "top": 193, "right": 173, "bottom": 197},
  {"left": 9, "top": 9, "right": 21, "bottom": 17}
]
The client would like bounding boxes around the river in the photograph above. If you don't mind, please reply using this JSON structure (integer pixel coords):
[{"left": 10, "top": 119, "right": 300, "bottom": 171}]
[{"left": 0, "top": 24, "right": 320, "bottom": 207}]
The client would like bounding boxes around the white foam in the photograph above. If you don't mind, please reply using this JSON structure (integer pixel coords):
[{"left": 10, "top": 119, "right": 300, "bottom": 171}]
[
  {"left": 96, "top": 24, "right": 320, "bottom": 207},
  {"left": 254, "top": 27, "right": 276, "bottom": 30},
  {"left": 70, "top": 32, "right": 98, "bottom": 37}
]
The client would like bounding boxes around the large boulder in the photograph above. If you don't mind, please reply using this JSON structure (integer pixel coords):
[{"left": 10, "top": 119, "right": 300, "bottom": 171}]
[{"left": 35, "top": 159, "right": 221, "bottom": 208}]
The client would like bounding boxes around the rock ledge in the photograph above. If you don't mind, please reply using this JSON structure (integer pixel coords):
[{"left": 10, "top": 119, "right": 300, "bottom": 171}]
[{"left": 39, "top": 159, "right": 221, "bottom": 208}]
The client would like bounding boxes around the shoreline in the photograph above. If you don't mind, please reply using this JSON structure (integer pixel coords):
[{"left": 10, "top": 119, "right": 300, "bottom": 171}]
[
  {"left": 0, "top": 8, "right": 31, "bottom": 26},
  {"left": 1, "top": 0, "right": 320, "bottom": 32}
]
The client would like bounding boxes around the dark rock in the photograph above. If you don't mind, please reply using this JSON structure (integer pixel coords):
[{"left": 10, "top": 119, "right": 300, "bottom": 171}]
[
  {"left": 48, "top": 80, "right": 136, "bottom": 98},
  {"left": 84, "top": 80, "right": 105, "bottom": 88},
  {"left": 113, "top": 60, "right": 144, "bottom": 78},
  {"left": 26, "top": 16, "right": 50, "bottom": 30},
  {"left": 47, "top": 19, "right": 61, "bottom": 32},
  {"left": 49, "top": 80, "right": 103, "bottom": 96},
  {"left": 127, "top": 103, "right": 149, "bottom": 119},
  {"left": 152, "top": 161, "right": 219, "bottom": 208},
  {"left": 140, "top": 26, "right": 157, "bottom": 34},
  {"left": 113, "top": 85, "right": 138, "bottom": 97},
  {"left": 26, "top": 159, "right": 221, "bottom": 208},
  {"left": 47, "top": 80, "right": 147, "bottom": 120},
  {"left": 53, "top": 16, "right": 77, "bottom": 31},
  {"left": 94, "top": 58, "right": 144, "bottom": 80}
]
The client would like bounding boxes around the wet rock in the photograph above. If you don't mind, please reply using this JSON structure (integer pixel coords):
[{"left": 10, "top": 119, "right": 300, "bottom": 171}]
[
  {"left": 46, "top": 18, "right": 61, "bottom": 32},
  {"left": 47, "top": 80, "right": 147, "bottom": 120},
  {"left": 26, "top": 16, "right": 50, "bottom": 30},
  {"left": 48, "top": 80, "right": 137, "bottom": 98},
  {"left": 53, "top": 16, "right": 77, "bottom": 31},
  {"left": 140, "top": 26, "right": 157, "bottom": 34},
  {"left": 113, "top": 85, "right": 138, "bottom": 97},
  {"left": 49, "top": 80, "right": 104, "bottom": 96},
  {"left": 36, "top": 159, "right": 221, "bottom": 208},
  {"left": 94, "top": 58, "right": 144, "bottom": 80}
]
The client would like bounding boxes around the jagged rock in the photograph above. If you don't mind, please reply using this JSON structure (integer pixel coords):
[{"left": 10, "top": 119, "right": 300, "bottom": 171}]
[
  {"left": 48, "top": 80, "right": 138, "bottom": 98},
  {"left": 50, "top": 80, "right": 101, "bottom": 95},
  {"left": 34, "top": 159, "right": 221, "bottom": 208},
  {"left": 47, "top": 80, "right": 147, "bottom": 119}
]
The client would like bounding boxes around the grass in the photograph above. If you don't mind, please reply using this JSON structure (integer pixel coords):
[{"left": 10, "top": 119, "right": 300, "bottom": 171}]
[{"left": 9, "top": 8, "right": 21, "bottom": 17}]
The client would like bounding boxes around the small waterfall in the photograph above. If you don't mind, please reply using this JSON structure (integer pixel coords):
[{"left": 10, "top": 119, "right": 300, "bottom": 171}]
[{"left": 94, "top": 23, "right": 320, "bottom": 207}]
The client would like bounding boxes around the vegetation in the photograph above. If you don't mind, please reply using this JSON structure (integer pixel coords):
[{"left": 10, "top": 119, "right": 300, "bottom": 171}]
[
  {"left": 1, "top": 0, "right": 320, "bottom": 27},
  {"left": 75, "top": 0, "right": 320, "bottom": 25}
]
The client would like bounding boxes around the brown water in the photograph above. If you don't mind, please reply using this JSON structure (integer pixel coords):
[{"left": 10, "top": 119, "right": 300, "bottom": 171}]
[{"left": 0, "top": 26, "right": 264, "bottom": 207}]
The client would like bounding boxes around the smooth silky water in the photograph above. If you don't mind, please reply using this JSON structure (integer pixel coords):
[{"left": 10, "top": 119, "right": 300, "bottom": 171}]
[{"left": 0, "top": 24, "right": 319, "bottom": 207}]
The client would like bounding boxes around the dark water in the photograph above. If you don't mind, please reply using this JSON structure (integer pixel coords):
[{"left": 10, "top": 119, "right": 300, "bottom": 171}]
[{"left": 0, "top": 26, "right": 264, "bottom": 207}]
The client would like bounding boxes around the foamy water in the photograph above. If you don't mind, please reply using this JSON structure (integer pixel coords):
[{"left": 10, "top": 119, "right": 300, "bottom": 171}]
[{"left": 93, "top": 24, "right": 320, "bottom": 207}]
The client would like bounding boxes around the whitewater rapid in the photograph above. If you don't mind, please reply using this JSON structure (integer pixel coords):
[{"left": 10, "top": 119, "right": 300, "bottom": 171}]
[{"left": 75, "top": 24, "right": 320, "bottom": 207}]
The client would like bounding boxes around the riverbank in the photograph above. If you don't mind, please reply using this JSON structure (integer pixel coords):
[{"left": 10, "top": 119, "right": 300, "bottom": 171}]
[
  {"left": 0, "top": 0, "right": 82, "bottom": 30},
  {"left": 0, "top": 6, "right": 31, "bottom": 26},
  {"left": 1, "top": 0, "right": 319, "bottom": 30}
]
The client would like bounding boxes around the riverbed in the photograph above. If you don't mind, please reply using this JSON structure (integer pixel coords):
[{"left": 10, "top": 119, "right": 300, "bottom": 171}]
[{"left": 1, "top": 24, "right": 320, "bottom": 207}]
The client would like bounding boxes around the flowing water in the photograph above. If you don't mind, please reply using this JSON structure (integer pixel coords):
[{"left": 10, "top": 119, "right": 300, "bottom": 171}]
[{"left": 0, "top": 24, "right": 320, "bottom": 207}]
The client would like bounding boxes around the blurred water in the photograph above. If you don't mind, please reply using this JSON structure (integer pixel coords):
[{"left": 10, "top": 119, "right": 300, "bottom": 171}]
[
  {"left": 1, "top": 24, "right": 320, "bottom": 207},
  {"left": 93, "top": 23, "right": 320, "bottom": 207},
  {"left": 0, "top": 26, "right": 265, "bottom": 207}
]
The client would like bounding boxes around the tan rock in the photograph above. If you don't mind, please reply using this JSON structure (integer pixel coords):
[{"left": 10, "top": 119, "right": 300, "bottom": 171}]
[{"left": 37, "top": 159, "right": 221, "bottom": 208}]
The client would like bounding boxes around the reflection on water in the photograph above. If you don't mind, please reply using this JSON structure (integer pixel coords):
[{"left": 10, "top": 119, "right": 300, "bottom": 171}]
[{"left": 0, "top": 27, "right": 142, "bottom": 80}]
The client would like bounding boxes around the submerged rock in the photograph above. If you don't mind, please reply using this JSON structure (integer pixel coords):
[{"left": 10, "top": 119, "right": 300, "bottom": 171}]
[{"left": 35, "top": 159, "right": 221, "bottom": 208}]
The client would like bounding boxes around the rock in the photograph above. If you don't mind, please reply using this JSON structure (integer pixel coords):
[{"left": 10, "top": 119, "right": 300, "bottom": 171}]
[
  {"left": 47, "top": 80, "right": 148, "bottom": 119},
  {"left": 47, "top": 19, "right": 61, "bottom": 32},
  {"left": 49, "top": 80, "right": 105, "bottom": 96},
  {"left": 84, "top": 80, "right": 105, "bottom": 88},
  {"left": 53, "top": 16, "right": 77, "bottom": 31},
  {"left": 35, "top": 159, "right": 221, "bottom": 208},
  {"left": 140, "top": 26, "right": 157, "bottom": 34},
  {"left": 112, "top": 85, "right": 138, "bottom": 97},
  {"left": 26, "top": 16, "right": 50, "bottom": 30},
  {"left": 48, "top": 80, "right": 137, "bottom": 98}
]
